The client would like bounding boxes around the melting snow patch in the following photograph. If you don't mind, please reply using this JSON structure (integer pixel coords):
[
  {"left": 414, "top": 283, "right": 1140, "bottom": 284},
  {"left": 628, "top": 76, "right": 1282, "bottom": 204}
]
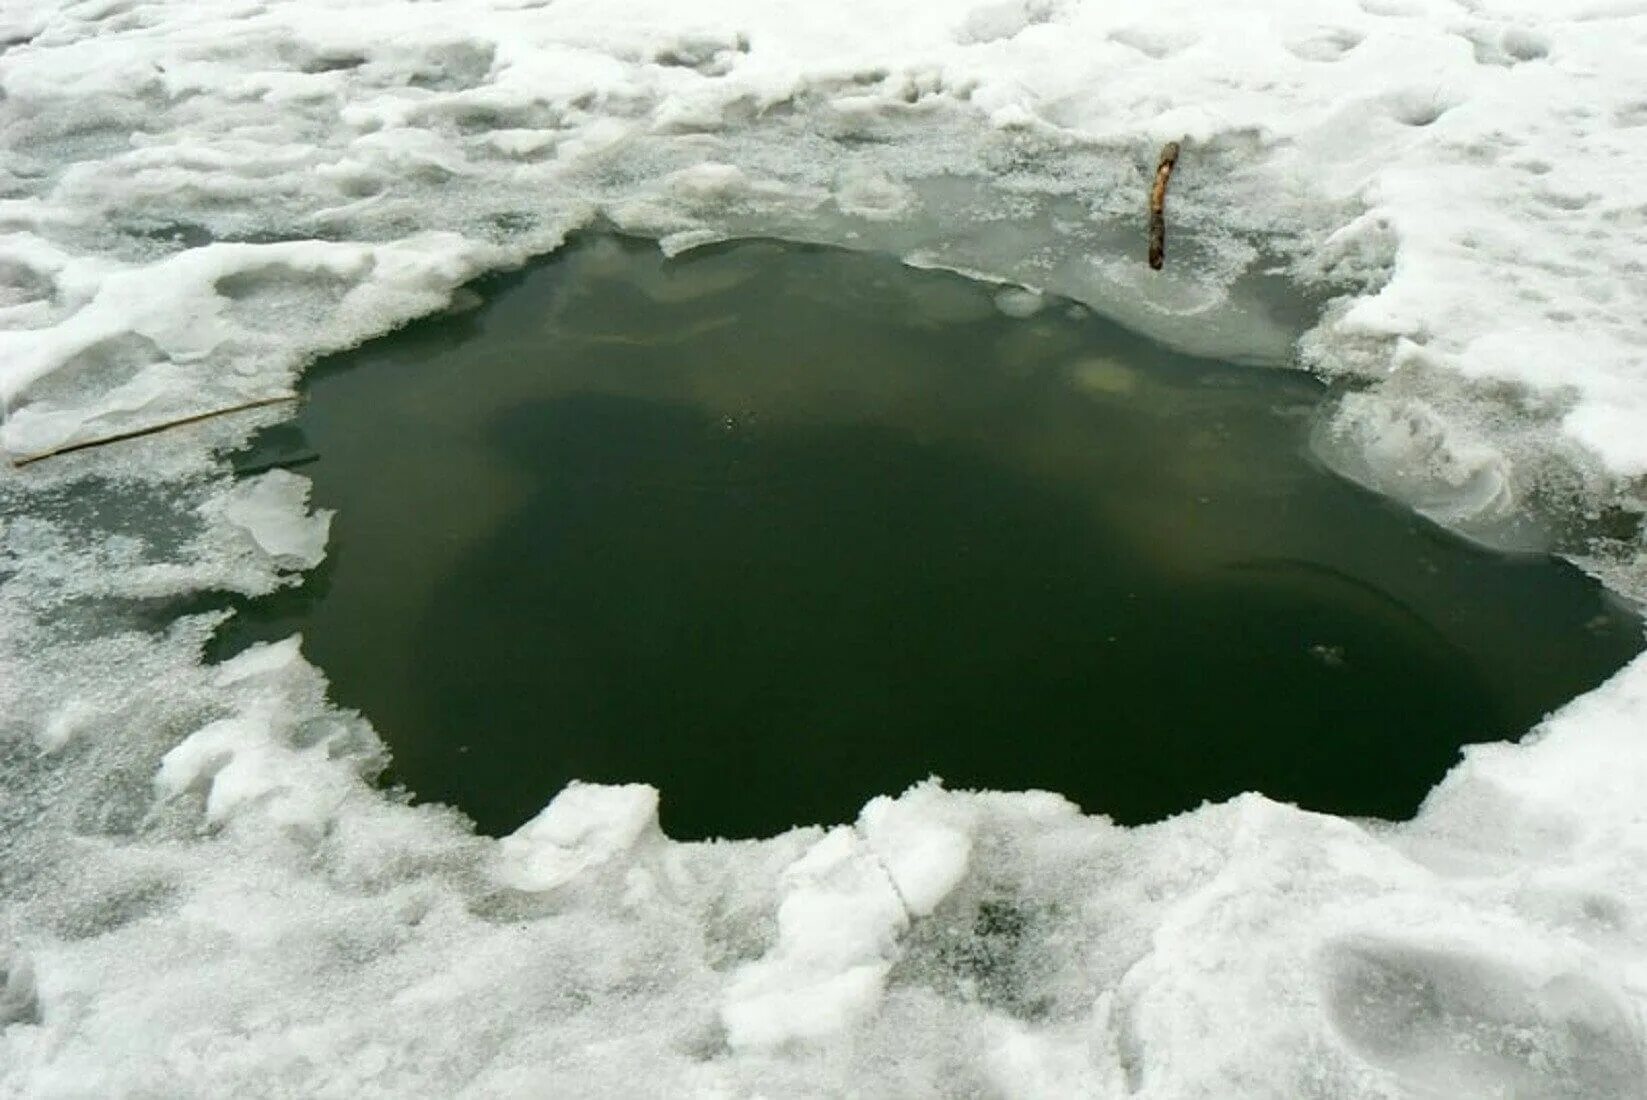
[{"left": 211, "top": 469, "right": 333, "bottom": 570}]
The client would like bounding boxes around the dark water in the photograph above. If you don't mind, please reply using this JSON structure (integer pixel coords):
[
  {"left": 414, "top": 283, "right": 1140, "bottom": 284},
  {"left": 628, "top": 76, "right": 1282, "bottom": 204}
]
[{"left": 221, "top": 235, "right": 1643, "bottom": 839}]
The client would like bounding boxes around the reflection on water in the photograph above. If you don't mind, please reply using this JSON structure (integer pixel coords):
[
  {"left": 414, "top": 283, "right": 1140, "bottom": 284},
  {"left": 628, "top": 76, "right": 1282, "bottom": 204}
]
[{"left": 221, "top": 236, "right": 1644, "bottom": 839}]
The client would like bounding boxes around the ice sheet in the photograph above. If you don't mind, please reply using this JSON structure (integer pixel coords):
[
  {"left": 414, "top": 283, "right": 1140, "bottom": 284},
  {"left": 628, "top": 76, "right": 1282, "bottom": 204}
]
[{"left": 4, "top": 0, "right": 1647, "bottom": 1095}]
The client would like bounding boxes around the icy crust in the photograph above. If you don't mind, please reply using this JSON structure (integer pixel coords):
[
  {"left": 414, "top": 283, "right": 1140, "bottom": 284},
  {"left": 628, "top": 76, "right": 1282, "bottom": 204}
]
[{"left": 3, "top": 0, "right": 1647, "bottom": 1095}]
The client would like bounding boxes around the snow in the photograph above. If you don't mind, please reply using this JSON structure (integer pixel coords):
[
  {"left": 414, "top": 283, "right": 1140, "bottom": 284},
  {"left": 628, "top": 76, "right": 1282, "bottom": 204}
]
[
  {"left": 3, "top": 0, "right": 1647, "bottom": 1095},
  {"left": 212, "top": 469, "right": 332, "bottom": 569},
  {"left": 495, "top": 783, "right": 665, "bottom": 893}
]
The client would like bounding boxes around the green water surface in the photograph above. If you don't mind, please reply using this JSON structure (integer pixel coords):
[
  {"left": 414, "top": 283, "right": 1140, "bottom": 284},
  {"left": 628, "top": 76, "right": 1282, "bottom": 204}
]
[{"left": 223, "top": 236, "right": 1644, "bottom": 839}]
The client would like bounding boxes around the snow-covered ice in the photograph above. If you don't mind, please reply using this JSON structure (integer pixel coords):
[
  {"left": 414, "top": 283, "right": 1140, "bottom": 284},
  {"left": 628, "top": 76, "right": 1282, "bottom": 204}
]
[{"left": 3, "top": 0, "right": 1647, "bottom": 1095}]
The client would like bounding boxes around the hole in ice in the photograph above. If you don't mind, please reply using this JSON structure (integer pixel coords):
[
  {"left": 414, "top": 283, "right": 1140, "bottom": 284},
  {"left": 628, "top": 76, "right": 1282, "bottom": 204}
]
[{"left": 218, "top": 235, "right": 1643, "bottom": 840}]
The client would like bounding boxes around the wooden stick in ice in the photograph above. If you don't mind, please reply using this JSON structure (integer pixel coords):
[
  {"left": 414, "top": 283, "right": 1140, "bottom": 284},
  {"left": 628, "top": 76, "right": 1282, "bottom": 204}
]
[
  {"left": 9, "top": 394, "right": 299, "bottom": 468},
  {"left": 1148, "top": 141, "right": 1181, "bottom": 271}
]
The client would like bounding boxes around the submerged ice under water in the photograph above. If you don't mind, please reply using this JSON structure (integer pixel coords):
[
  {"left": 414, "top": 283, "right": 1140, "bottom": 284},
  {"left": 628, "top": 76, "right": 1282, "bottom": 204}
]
[{"left": 220, "top": 236, "right": 1643, "bottom": 839}]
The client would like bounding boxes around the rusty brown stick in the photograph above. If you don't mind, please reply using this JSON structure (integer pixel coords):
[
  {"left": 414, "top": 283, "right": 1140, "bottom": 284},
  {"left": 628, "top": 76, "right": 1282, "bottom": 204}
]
[
  {"left": 9, "top": 393, "right": 300, "bottom": 468},
  {"left": 1148, "top": 140, "right": 1181, "bottom": 271}
]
